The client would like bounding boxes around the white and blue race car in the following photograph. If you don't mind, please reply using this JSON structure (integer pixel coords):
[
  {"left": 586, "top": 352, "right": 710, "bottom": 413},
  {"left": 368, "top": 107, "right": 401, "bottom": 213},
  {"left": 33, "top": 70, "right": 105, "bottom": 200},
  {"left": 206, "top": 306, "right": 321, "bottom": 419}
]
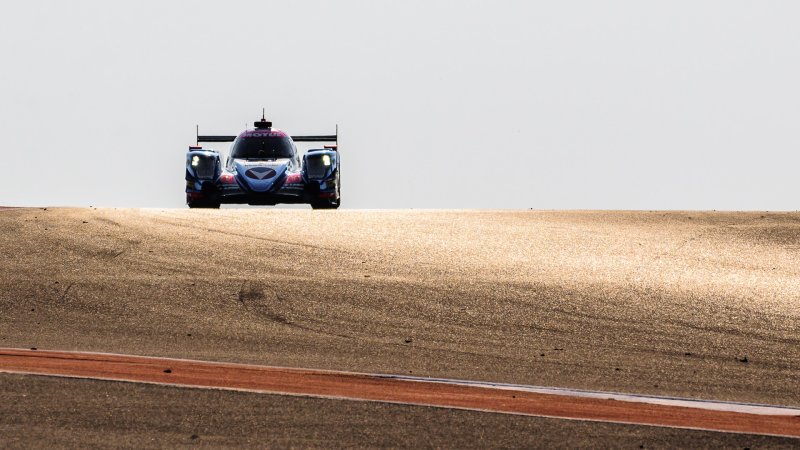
[{"left": 185, "top": 116, "right": 340, "bottom": 209}]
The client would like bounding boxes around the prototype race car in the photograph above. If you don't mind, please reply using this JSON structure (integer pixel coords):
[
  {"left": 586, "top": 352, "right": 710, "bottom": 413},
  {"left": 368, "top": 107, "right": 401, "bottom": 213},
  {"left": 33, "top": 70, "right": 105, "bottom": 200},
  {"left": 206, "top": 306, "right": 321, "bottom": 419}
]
[{"left": 185, "top": 115, "right": 340, "bottom": 209}]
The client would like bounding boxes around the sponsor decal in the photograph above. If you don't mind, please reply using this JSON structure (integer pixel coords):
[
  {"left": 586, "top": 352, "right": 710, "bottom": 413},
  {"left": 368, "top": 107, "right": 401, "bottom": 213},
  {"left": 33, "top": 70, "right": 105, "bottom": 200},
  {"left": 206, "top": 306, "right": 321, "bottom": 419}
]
[
  {"left": 245, "top": 167, "right": 277, "bottom": 180},
  {"left": 244, "top": 131, "right": 285, "bottom": 138}
]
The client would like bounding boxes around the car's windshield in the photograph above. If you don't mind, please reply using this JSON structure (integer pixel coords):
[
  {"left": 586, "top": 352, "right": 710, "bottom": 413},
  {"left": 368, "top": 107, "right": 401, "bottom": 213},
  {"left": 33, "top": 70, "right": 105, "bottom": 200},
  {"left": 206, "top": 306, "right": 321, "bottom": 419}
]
[{"left": 230, "top": 136, "right": 294, "bottom": 159}]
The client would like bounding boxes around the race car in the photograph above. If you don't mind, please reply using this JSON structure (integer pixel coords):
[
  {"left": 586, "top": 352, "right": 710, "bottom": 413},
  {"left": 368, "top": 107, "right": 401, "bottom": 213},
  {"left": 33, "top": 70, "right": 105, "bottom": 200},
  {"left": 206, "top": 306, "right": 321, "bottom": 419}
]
[{"left": 185, "top": 115, "right": 340, "bottom": 209}]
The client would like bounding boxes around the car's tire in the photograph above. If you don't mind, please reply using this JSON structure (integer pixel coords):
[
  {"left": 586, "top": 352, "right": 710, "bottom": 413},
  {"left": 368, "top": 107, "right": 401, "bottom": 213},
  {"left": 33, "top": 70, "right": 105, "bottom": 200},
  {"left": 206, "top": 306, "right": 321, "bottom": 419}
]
[
  {"left": 311, "top": 171, "right": 340, "bottom": 210},
  {"left": 311, "top": 201, "right": 339, "bottom": 210},
  {"left": 188, "top": 201, "right": 221, "bottom": 209}
]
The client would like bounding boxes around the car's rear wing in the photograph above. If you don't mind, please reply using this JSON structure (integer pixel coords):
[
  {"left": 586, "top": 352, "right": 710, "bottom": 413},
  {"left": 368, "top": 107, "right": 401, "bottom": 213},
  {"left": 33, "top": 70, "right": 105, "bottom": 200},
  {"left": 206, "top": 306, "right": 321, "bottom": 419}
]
[
  {"left": 197, "top": 135, "right": 337, "bottom": 142},
  {"left": 197, "top": 125, "right": 338, "bottom": 144},
  {"left": 290, "top": 135, "right": 338, "bottom": 142},
  {"left": 197, "top": 135, "right": 237, "bottom": 142}
]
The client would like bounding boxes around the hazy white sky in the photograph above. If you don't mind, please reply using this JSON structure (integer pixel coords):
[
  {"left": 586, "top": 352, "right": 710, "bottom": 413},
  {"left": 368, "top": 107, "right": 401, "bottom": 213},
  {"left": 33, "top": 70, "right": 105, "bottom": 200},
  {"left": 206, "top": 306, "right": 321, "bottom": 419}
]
[{"left": 1, "top": 1, "right": 798, "bottom": 209}]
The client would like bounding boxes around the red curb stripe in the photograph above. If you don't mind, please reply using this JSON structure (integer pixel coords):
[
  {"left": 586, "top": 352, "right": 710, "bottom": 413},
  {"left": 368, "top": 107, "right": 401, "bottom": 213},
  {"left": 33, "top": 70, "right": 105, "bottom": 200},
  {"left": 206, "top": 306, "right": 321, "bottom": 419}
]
[{"left": 1, "top": 348, "right": 798, "bottom": 438}]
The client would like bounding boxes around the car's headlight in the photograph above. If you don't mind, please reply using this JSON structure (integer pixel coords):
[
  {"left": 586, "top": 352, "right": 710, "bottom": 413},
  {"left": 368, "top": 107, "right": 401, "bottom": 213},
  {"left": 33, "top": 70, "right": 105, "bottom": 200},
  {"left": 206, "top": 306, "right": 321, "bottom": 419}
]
[
  {"left": 191, "top": 155, "right": 200, "bottom": 167},
  {"left": 322, "top": 154, "right": 331, "bottom": 166}
]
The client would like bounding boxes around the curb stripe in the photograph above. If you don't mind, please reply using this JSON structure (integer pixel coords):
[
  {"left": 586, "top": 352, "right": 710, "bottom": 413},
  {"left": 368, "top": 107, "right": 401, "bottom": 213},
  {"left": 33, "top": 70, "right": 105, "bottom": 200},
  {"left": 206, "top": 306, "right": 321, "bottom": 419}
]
[{"left": 1, "top": 348, "right": 798, "bottom": 438}]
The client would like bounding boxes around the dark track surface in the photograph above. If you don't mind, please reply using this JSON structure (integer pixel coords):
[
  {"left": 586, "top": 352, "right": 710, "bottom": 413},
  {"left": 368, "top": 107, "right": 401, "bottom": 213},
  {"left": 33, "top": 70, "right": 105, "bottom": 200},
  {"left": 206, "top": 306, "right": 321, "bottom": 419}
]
[{"left": 1, "top": 208, "right": 799, "bottom": 447}]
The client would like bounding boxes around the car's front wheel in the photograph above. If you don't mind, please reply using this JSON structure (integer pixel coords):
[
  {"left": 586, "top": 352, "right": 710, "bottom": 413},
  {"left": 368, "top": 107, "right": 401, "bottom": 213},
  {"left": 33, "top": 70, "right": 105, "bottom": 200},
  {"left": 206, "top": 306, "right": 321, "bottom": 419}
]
[
  {"left": 311, "top": 201, "right": 339, "bottom": 210},
  {"left": 311, "top": 172, "right": 340, "bottom": 210},
  {"left": 187, "top": 201, "right": 221, "bottom": 209}
]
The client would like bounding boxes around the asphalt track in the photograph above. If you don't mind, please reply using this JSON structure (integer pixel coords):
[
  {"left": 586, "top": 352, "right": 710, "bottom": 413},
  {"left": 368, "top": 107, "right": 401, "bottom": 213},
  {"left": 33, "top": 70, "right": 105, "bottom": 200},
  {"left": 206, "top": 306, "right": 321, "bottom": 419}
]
[{"left": 1, "top": 208, "right": 799, "bottom": 447}]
